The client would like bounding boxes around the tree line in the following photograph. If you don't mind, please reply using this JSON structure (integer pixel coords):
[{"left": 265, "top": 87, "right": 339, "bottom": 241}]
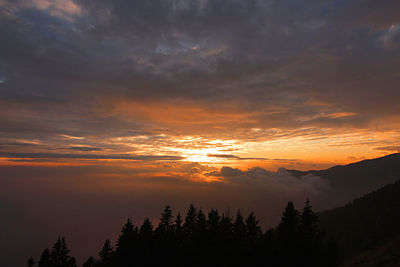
[{"left": 28, "top": 199, "right": 338, "bottom": 267}]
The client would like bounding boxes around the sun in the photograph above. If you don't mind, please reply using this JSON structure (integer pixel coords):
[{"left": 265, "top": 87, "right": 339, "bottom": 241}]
[{"left": 165, "top": 136, "right": 241, "bottom": 164}]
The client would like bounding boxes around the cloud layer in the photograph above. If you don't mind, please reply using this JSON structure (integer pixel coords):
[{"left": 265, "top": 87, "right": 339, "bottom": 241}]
[
  {"left": 1, "top": 2, "right": 400, "bottom": 265},
  {"left": 0, "top": 0, "right": 399, "bottom": 158}
]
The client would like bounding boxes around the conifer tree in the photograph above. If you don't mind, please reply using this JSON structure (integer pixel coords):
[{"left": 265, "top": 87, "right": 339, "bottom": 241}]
[
  {"left": 277, "top": 201, "right": 299, "bottom": 238},
  {"left": 27, "top": 257, "right": 35, "bottom": 267},
  {"left": 233, "top": 210, "right": 246, "bottom": 238},
  {"left": 299, "top": 199, "right": 322, "bottom": 266},
  {"left": 246, "top": 212, "right": 262, "bottom": 241},
  {"left": 156, "top": 205, "right": 173, "bottom": 233},
  {"left": 139, "top": 218, "right": 153, "bottom": 238},
  {"left": 116, "top": 219, "right": 138, "bottom": 267},
  {"left": 207, "top": 209, "right": 220, "bottom": 231},
  {"left": 98, "top": 239, "right": 113, "bottom": 266},
  {"left": 174, "top": 212, "right": 183, "bottom": 234},
  {"left": 196, "top": 208, "right": 207, "bottom": 232},
  {"left": 300, "top": 199, "right": 319, "bottom": 239},
  {"left": 183, "top": 204, "right": 197, "bottom": 235},
  {"left": 38, "top": 248, "right": 51, "bottom": 267},
  {"left": 82, "top": 256, "right": 97, "bottom": 267},
  {"left": 49, "top": 237, "right": 77, "bottom": 267},
  {"left": 276, "top": 201, "right": 300, "bottom": 266}
]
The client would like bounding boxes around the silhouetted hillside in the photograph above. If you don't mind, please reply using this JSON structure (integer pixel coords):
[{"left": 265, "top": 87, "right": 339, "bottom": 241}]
[
  {"left": 289, "top": 153, "right": 400, "bottom": 204},
  {"left": 318, "top": 179, "right": 400, "bottom": 264}
]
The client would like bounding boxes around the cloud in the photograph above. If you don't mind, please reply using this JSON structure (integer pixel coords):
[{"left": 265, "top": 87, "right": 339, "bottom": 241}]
[
  {"left": 67, "top": 146, "right": 103, "bottom": 152},
  {"left": 0, "top": 0, "right": 82, "bottom": 21},
  {"left": 0, "top": 152, "right": 184, "bottom": 161},
  {"left": 207, "top": 154, "right": 268, "bottom": 160},
  {"left": 374, "top": 146, "right": 400, "bottom": 152},
  {"left": 208, "top": 166, "right": 330, "bottom": 194},
  {"left": 0, "top": 0, "right": 399, "bottom": 166},
  {"left": 382, "top": 24, "right": 400, "bottom": 49}
]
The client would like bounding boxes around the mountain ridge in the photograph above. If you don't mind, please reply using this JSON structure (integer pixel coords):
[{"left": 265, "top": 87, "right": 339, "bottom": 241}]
[{"left": 288, "top": 153, "right": 400, "bottom": 207}]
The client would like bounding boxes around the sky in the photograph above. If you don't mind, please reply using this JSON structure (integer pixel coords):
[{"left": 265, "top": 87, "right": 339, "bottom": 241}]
[{"left": 1, "top": 0, "right": 400, "bottom": 265}]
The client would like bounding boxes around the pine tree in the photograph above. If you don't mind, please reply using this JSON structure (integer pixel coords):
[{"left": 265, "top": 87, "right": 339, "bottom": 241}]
[
  {"left": 156, "top": 205, "right": 173, "bottom": 233},
  {"left": 139, "top": 218, "right": 153, "bottom": 238},
  {"left": 299, "top": 199, "right": 323, "bottom": 266},
  {"left": 174, "top": 212, "right": 183, "bottom": 234},
  {"left": 98, "top": 239, "right": 113, "bottom": 266},
  {"left": 27, "top": 257, "right": 35, "bottom": 267},
  {"left": 277, "top": 201, "right": 299, "bottom": 238},
  {"left": 207, "top": 209, "right": 220, "bottom": 231},
  {"left": 49, "top": 237, "right": 77, "bottom": 267},
  {"left": 276, "top": 201, "right": 300, "bottom": 266},
  {"left": 233, "top": 210, "right": 246, "bottom": 238},
  {"left": 183, "top": 204, "right": 197, "bottom": 235},
  {"left": 38, "top": 248, "right": 51, "bottom": 267},
  {"left": 82, "top": 256, "right": 97, "bottom": 267},
  {"left": 246, "top": 212, "right": 262, "bottom": 241},
  {"left": 300, "top": 199, "right": 319, "bottom": 239},
  {"left": 196, "top": 208, "right": 207, "bottom": 232},
  {"left": 116, "top": 219, "right": 138, "bottom": 267}
]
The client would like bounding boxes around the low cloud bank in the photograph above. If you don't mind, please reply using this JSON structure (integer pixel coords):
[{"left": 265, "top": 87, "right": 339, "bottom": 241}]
[{"left": 208, "top": 166, "right": 330, "bottom": 195}]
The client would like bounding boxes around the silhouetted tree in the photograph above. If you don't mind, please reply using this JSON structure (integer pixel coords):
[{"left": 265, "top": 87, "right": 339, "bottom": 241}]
[
  {"left": 232, "top": 210, "right": 247, "bottom": 265},
  {"left": 38, "top": 248, "right": 51, "bottom": 267},
  {"left": 174, "top": 212, "right": 183, "bottom": 234},
  {"left": 156, "top": 205, "right": 174, "bottom": 233},
  {"left": 49, "top": 237, "right": 76, "bottom": 267},
  {"left": 276, "top": 201, "right": 300, "bottom": 266},
  {"left": 196, "top": 208, "right": 207, "bottom": 233},
  {"left": 183, "top": 204, "right": 197, "bottom": 235},
  {"left": 299, "top": 199, "right": 323, "bottom": 266},
  {"left": 30, "top": 201, "right": 339, "bottom": 267},
  {"left": 246, "top": 212, "right": 262, "bottom": 241},
  {"left": 27, "top": 257, "right": 35, "bottom": 267},
  {"left": 115, "top": 219, "right": 138, "bottom": 267},
  {"left": 137, "top": 218, "right": 153, "bottom": 265},
  {"left": 98, "top": 239, "right": 113, "bottom": 267},
  {"left": 82, "top": 256, "right": 97, "bottom": 267}
]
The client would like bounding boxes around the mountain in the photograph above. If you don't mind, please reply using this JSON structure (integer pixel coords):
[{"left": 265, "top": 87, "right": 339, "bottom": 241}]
[
  {"left": 318, "top": 179, "right": 400, "bottom": 265},
  {"left": 289, "top": 153, "right": 400, "bottom": 206}
]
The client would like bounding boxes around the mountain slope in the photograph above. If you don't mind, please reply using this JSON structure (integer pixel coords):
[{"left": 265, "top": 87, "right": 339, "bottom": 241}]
[
  {"left": 318, "top": 179, "right": 400, "bottom": 263},
  {"left": 289, "top": 153, "right": 400, "bottom": 205}
]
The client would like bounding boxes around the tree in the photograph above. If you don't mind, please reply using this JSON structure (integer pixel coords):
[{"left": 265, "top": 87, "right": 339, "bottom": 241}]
[
  {"left": 299, "top": 199, "right": 323, "bottom": 267},
  {"left": 115, "top": 219, "right": 138, "bottom": 267},
  {"left": 233, "top": 210, "right": 246, "bottom": 238},
  {"left": 49, "top": 237, "right": 77, "bottom": 267},
  {"left": 277, "top": 201, "right": 299, "bottom": 238},
  {"left": 38, "top": 248, "right": 51, "bottom": 267},
  {"left": 82, "top": 256, "right": 97, "bottom": 267},
  {"left": 174, "top": 212, "right": 183, "bottom": 234},
  {"left": 196, "top": 208, "right": 207, "bottom": 232},
  {"left": 300, "top": 199, "right": 319, "bottom": 239},
  {"left": 156, "top": 205, "right": 173, "bottom": 233},
  {"left": 139, "top": 218, "right": 153, "bottom": 238},
  {"left": 246, "top": 212, "right": 262, "bottom": 241},
  {"left": 276, "top": 201, "right": 300, "bottom": 266},
  {"left": 207, "top": 209, "right": 220, "bottom": 231},
  {"left": 183, "top": 204, "right": 197, "bottom": 235},
  {"left": 27, "top": 257, "right": 35, "bottom": 267},
  {"left": 98, "top": 239, "right": 113, "bottom": 266}
]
